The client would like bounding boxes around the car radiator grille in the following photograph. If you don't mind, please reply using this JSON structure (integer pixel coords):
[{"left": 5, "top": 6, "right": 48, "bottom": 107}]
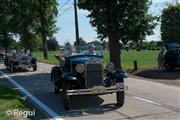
[
  {"left": 19, "top": 57, "right": 29, "bottom": 65},
  {"left": 85, "top": 63, "right": 103, "bottom": 88}
]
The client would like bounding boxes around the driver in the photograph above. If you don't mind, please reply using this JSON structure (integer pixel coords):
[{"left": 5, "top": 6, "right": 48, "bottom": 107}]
[{"left": 86, "top": 43, "right": 96, "bottom": 55}]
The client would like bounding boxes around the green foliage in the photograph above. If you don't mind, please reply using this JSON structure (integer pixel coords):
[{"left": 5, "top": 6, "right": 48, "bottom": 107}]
[
  {"left": 78, "top": 0, "right": 156, "bottom": 68},
  {"left": 74, "top": 37, "right": 86, "bottom": 45},
  {"left": 161, "top": 3, "right": 180, "bottom": 43},
  {"left": 78, "top": 0, "right": 156, "bottom": 43},
  {"left": 0, "top": 33, "right": 13, "bottom": 50},
  {"left": 128, "top": 41, "right": 162, "bottom": 50},
  {"left": 0, "top": 0, "right": 58, "bottom": 52},
  {"left": 47, "top": 37, "right": 60, "bottom": 51}
]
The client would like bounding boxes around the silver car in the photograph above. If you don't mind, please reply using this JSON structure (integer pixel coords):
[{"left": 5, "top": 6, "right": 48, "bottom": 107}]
[{"left": 4, "top": 49, "right": 37, "bottom": 72}]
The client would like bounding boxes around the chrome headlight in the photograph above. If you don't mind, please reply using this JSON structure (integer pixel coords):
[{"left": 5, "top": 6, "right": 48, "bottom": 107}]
[
  {"left": 106, "top": 62, "right": 114, "bottom": 72},
  {"left": 76, "top": 64, "right": 85, "bottom": 73}
]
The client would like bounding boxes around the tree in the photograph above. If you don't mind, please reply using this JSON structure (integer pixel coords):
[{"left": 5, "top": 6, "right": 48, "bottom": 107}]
[
  {"left": 47, "top": 37, "right": 60, "bottom": 51},
  {"left": 0, "top": 0, "right": 58, "bottom": 54},
  {"left": 0, "top": 1, "right": 15, "bottom": 51},
  {"left": 0, "top": 33, "right": 14, "bottom": 51},
  {"left": 0, "top": 0, "right": 42, "bottom": 51},
  {"left": 161, "top": 3, "right": 180, "bottom": 43},
  {"left": 78, "top": 0, "right": 156, "bottom": 69},
  {"left": 37, "top": 0, "right": 58, "bottom": 59},
  {"left": 74, "top": 37, "right": 86, "bottom": 45}
]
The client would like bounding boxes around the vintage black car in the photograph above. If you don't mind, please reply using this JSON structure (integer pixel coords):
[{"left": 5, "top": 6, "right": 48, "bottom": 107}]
[
  {"left": 4, "top": 49, "right": 37, "bottom": 72},
  {"left": 164, "top": 43, "right": 180, "bottom": 70},
  {"left": 51, "top": 45, "right": 128, "bottom": 110}
]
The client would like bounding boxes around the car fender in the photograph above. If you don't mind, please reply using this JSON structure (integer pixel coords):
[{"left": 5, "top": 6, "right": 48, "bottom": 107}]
[
  {"left": 113, "top": 70, "right": 128, "bottom": 80},
  {"left": 31, "top": 57, "right": 37, "bottom": 64},
  {"left": 51, "top": 66, "right": 62, "bottom": 84},
  {"left": 62, "top": 73, "right": 77, "bottom": 81}
]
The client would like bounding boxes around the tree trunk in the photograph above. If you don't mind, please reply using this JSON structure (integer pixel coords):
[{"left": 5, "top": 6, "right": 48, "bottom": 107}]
[
  {"left": 108, "top": 34, "right": 122, "bottom": 70},
  {"left": 39, "top": 0, "right": 48, "bottom": 59}
]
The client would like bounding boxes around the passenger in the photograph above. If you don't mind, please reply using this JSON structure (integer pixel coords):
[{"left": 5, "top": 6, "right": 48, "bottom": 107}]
[
  {"left": 157, "top": 47, "right": 165, "bottom": 72},
  {"left": 64, "top": 42, "right": 73, "bottom": 57}
]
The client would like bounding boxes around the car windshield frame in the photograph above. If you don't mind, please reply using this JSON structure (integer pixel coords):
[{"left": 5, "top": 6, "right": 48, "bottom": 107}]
[{"left": 64, "top": 45, "right": 104, "bottom": 58}]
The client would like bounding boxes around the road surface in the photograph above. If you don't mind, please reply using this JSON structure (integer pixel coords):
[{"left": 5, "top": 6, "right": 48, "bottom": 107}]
[{"left": 0, "top": 61, "right": 180, "bottom": 120}]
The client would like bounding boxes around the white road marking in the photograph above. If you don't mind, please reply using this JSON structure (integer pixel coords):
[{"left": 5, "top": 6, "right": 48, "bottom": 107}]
[
  {"left": 132, "top": 96, "right": 162, "bottom": 106},
  {"left": 0, "top": 71, "right": 64, "bottom": 120}
]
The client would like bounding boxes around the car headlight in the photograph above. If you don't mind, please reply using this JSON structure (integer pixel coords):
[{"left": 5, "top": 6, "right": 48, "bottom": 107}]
[
  {"left": 106, "top": 62, "right": 114, "bottom": 72},
  {"left": 76, "top": 64, "right": 85, "bottom": 73}
]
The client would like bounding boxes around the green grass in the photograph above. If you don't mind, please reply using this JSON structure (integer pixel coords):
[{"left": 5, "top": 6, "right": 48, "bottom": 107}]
[
  {"left": 33, "top": 50, "right": 159, "bottom": 69},
  {"left": 33, "top": 51, "right": 60, "bottom": 65},
  {"left": 0, "top": 85, "right": 29, "bottom": 120}
]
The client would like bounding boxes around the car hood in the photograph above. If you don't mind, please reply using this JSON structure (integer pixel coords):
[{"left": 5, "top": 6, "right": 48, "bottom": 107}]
[{"left": 165, "top": 43, "right": 180, "bottom": 50}]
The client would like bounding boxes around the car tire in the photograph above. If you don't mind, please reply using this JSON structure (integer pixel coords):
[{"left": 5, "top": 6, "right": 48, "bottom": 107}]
[
  {"left": 33, "top": 66, "right": 37, "bottom": 71},
  {"left": 164, "top": 63, "right": 174, "bottom": 71},
  {"left": 54, "top": 85, "right": 60, "bottom": 94},
  {"left": 116, "top": 80, "right": 125, "bottom": 107},
  {"left": 62, "top": 82, "right": 72, "bottom": 110}
]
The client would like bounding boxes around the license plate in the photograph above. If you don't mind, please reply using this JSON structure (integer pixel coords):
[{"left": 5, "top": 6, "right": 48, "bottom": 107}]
[
  {"left": 116, "top": 82, "right": 124, "bottom": 91},
  {"left": 90, "top": 86, "right": 107, "bottom": 94}
]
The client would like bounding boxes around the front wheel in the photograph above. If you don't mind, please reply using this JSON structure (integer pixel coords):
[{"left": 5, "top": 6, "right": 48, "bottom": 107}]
[
  {"left": 116, "top": 90, "right": 124, "bottom": 107},
  {"left": 116, "top": 80, "right": 125, "bottom": 107},
  {"left": 164, "top": 63, "right": 174, "bottom": 71},
  {"left": 54, "top": 85, "right": 60, "bottom": 94},
  {"left": 62, "top": 82, "right": 72, "bottom": 110},
  {"left": 33, "top": 65, "right": 37, "bottom": 71}
]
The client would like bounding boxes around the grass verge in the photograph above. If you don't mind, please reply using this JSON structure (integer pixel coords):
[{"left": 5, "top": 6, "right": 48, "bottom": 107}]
[
  {"left": 33, "top": 50, "right": 159, "bottom": 69},
  {"left": 0, "top": 85, "right": 30, "bottom": 120}
]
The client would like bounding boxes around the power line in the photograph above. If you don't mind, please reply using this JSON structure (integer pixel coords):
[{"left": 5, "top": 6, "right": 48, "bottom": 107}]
[
  {"left": 59, "top": 0, "right": 72, "bottom": 10},
  {"left": 58, "top": 0, "right": 73, "bottom": 17}
]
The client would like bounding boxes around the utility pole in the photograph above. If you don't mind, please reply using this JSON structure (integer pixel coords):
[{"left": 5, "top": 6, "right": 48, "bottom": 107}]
[{"left": 74, "top": 0, "right": 80, "bottom": 46}]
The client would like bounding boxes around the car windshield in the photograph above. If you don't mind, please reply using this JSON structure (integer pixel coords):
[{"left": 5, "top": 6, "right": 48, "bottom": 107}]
[
  {"left": 64, "top": 45, "right": 104, "bottom": 57},
  {"left": 16, "top": 49, "right": 26, "bottom": 54},
  {"left": 7, "top": 49, "right": 30, "bottom": 55}
]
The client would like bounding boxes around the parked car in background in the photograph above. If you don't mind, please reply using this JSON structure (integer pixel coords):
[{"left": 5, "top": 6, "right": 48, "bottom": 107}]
[
  {"left": 4, "top": 49, "right": 37, "bottom": 72},
  {"left": 0, "top": 49, "right": 5, "bottom": 59},
  {"left": 164, "top": 43, "right": 180, "bottom": 71},
  {"left": 51, "top": 45, "right": 128, "bottom": 110}
]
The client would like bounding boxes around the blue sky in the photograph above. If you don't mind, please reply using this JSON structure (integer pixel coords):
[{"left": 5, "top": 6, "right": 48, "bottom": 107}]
[{"left": 55, "top": 0, "right": 178, "bottom": 45}]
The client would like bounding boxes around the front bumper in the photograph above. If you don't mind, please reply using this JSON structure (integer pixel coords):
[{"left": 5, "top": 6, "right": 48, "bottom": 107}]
[
  {"left": 67, "top": 83, "right": 128, "bottom": 96},
  {"left": 13, "top": 63, "right": 36, "bottom": 69}
]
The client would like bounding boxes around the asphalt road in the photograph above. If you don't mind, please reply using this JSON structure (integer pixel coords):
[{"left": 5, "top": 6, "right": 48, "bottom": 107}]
[{"left": 0, "top": 61, "right": 180, "bottom": 120}]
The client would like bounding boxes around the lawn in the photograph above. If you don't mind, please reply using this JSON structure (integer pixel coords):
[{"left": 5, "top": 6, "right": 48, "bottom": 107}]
[
  {"left": 33, "top": 50, "right": 159, "bottom": 69},
  {"left": 0, "top": 85, "right": 30, "bottom": 119}
]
